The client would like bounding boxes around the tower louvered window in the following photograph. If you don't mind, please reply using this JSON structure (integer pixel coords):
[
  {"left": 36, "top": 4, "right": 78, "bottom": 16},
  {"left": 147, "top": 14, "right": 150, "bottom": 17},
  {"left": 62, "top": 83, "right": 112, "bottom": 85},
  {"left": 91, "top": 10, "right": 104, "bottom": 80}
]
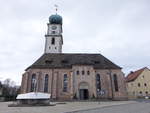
[{"left": 51, "top": 38, "right": 55, "bottom": 44}]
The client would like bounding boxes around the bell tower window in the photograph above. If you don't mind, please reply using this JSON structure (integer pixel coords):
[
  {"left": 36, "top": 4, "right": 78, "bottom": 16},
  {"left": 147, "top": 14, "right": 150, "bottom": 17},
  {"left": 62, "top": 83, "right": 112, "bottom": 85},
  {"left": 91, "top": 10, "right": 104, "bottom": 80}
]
[
  {"left": 51, "top": 38, "right": 55, "bottom": 45},
  {"left": 52, "top": 31, "right": 56, "bottom": 34}
]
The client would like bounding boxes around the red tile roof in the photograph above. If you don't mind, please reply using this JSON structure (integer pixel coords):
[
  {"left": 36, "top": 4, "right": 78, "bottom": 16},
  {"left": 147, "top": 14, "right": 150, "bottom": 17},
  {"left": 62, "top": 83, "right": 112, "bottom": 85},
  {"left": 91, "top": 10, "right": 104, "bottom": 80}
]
[{"left": 126, "top": 67, "right": 148, "bottom": 82}]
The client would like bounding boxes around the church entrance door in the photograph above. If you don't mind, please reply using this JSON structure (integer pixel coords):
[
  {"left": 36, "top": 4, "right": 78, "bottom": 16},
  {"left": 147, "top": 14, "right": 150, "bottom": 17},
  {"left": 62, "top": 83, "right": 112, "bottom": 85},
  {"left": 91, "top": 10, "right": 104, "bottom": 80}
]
[
  {"left": 79, "top": 82, "right": 89, "bottom": 100},
  {"left": 79, "top": 89, "right": 89, "bottom": 100}
]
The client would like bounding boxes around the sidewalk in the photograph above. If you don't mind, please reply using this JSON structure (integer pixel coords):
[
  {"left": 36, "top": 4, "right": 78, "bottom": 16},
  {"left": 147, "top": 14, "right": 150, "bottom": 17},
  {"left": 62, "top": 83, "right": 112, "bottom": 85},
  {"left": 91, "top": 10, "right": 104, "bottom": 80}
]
[{"left": 0, "top": 101, "right": 136, "bottom": 113}]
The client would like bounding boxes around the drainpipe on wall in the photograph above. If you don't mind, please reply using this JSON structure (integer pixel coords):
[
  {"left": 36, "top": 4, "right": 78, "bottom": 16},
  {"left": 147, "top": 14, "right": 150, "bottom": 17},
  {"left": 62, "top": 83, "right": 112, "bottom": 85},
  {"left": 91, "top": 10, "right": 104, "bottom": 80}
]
[
  {"left": 70, "top": 71, "right": 74, "bottom": 100},
  {"left": 26, "top": 72, "right": 30, "bottom": 93},
  {"left": 56, "top": 71, "right": 59, "bottom": 100},
  {"left": 108, "top": 69, "right": 114, "bottom": 100},
  {"left": 37, "top": 71, "right": 41, "bottom": 92},
  {"left": 51, "top": 69, "right": 54, "bottom": 100},
  {"left": 72, "top": 70, "right": 77, "bottom": 100}
]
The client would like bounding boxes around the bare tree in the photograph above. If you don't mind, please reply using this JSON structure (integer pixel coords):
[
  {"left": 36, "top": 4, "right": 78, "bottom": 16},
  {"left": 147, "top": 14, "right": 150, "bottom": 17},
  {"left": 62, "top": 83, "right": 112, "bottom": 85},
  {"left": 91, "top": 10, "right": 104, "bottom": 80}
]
[
  {"left": 3, "top": 79, "right": 11, "bottom": 87},
  {"left": 2, "top": 78, "right": 20, "bottom": 101},
  {"left": 0, "top": 81, "right": 2, "bottom": 88}
]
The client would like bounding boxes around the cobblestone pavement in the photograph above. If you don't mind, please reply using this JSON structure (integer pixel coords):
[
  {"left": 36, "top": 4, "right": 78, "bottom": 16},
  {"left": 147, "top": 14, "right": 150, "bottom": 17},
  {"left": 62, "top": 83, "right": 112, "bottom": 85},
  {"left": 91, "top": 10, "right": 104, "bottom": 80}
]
[
  {"left": 69, "top": 100, "right": 150, "bottom": 113},
  {"left": 0, "top": 101, "right": 136, "bottom": 113}
]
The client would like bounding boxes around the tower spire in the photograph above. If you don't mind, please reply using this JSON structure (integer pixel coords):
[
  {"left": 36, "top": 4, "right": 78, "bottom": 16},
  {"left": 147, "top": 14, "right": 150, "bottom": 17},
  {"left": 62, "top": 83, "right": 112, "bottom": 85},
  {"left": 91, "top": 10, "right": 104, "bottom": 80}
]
[
  {"left": 45, "top": 9, "right": 63, "bottom": 53},
  {"left": 54, "top": 4, "right": 58, "bottom": 14}
]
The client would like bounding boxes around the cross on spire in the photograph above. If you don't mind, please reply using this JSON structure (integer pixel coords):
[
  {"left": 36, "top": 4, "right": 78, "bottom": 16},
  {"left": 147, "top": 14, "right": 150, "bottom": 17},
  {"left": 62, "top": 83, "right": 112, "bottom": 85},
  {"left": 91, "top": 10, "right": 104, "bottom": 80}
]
[{"left": 54, "top": 4, "right": 58, "bottom": 14}]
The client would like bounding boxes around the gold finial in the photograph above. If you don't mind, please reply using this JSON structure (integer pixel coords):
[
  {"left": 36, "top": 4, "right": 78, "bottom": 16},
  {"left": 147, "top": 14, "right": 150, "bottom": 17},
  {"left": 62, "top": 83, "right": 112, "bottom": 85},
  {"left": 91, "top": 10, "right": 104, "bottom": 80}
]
[{"left": 54, "top": 4, "right": 58, "bottom": 14}]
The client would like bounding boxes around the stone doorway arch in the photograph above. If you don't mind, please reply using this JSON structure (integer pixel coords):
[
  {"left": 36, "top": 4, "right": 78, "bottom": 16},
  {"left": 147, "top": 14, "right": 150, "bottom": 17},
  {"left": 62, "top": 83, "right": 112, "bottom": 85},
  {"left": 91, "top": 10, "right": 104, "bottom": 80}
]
[{"left": 79, "top": 82, "right": 89, "bottom": 100}]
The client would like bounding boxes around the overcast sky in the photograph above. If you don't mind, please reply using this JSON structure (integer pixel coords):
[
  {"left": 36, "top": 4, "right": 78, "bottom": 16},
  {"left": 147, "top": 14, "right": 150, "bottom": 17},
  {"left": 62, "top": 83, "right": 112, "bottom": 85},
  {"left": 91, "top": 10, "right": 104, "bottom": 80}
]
[{"left": 0, "top": 0, "right": 150, "bottom": 85}]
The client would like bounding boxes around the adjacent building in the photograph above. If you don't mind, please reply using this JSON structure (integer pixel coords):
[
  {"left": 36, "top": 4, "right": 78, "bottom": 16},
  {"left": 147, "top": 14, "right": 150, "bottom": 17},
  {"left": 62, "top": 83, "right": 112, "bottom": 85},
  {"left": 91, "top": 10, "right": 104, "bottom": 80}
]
[
  {"left": 126, "top": 67, "right": 150, "bottom": 98},
  {"left": 20, "top": 13, "right": 127, "bottom": 100}
]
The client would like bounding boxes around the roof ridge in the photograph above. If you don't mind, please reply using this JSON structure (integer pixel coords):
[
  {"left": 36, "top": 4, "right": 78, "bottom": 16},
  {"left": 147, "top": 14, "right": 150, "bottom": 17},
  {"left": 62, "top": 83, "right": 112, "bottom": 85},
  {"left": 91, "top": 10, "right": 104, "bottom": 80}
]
[{"left": 25, "top": 53, "right": 121, "bottom": 71}]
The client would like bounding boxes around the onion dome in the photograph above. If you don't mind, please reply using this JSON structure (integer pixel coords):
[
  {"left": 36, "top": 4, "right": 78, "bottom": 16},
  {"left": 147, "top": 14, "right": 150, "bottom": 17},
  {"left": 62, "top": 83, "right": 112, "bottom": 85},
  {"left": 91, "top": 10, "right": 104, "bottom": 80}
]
[{"left": 49, "top": 14, "right": 62, "bottom": 25}]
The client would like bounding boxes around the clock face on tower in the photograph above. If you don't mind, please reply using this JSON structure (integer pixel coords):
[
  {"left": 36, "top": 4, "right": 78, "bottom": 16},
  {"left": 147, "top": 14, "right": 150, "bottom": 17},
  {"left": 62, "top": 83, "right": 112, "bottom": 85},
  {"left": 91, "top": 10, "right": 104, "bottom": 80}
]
[{"left": 52, "top": 26, "right": 57, "bottom": 30}]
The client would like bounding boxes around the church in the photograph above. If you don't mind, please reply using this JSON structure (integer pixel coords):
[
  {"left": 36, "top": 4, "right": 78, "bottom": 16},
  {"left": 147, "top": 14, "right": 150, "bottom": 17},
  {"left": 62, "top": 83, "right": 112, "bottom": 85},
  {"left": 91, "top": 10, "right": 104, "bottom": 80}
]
[{"left": 20, "top": 13, "right": 127, "bottom": 100}]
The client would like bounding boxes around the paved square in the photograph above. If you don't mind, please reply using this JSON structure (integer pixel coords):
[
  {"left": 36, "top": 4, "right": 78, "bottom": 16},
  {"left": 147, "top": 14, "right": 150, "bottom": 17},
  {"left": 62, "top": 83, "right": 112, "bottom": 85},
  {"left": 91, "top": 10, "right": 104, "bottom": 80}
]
[
  {"left": 71, "top": 100, "right": 150, "bottom": 113},
  {"left": 0, "top": 101, "right": 135, "bottom": 113}
]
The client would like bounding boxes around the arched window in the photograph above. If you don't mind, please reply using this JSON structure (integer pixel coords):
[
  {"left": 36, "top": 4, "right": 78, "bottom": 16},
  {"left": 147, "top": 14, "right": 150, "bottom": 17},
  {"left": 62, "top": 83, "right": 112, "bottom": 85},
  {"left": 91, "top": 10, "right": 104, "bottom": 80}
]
[
  {"left": 30, "top": 74, "right": 36, "bottom": 92},
  {"left": 52, "top": 31, "right": 56, "bottom": 34},
  {"left": 113, "top": 74, "right": 119, "bottom": 92},
  {"left": 139, "top": 91, "right": 142, "bottom": 94},
  {"left": 87, "top": 71, "right": 90, "bottom": 75},
  {"left": 96, "top": 74, "right": 101, "bottom": 92},
  {"left": 44, "top": 74, "right": 49, "bottom": 92},
  {"left": 51, "top": 38, "right": 55, "bottom": 45},
  {"left": 76, "top": 70, "right": 80, "bottom": 75},
  {"left": 82, "top": 70, "right": 85, "bottom": 75},
  {"left": 145, "top": 91, "right": 148, "bottom": 95},
  {"left": 63, "top": 74, "right": 68, "bottom": 92},
  {"left": 138, "top": 83, "right": 140, "bottom": 87}
]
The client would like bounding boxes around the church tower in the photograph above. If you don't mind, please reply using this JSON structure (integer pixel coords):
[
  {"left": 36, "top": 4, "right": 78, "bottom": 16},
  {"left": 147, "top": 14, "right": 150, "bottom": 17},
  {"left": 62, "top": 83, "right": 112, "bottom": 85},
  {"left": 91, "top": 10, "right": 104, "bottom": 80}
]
[{"left": 44, "top": 14, "right": 63, "bottom": 53}]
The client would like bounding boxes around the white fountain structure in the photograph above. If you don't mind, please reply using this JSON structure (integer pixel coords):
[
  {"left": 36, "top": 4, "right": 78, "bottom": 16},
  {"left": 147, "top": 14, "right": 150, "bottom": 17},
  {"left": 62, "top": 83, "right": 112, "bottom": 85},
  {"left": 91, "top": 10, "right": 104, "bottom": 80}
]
[{"left": 16, "top": 79, "right": 51, "bottom": 105}]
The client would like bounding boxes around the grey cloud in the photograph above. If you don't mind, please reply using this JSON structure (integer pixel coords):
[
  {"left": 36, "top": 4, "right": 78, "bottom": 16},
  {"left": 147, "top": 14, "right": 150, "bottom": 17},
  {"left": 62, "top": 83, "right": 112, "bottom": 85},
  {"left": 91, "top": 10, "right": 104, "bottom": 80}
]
[{"left": 0, "top": 0, "right": 150, "bottom": 84}]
